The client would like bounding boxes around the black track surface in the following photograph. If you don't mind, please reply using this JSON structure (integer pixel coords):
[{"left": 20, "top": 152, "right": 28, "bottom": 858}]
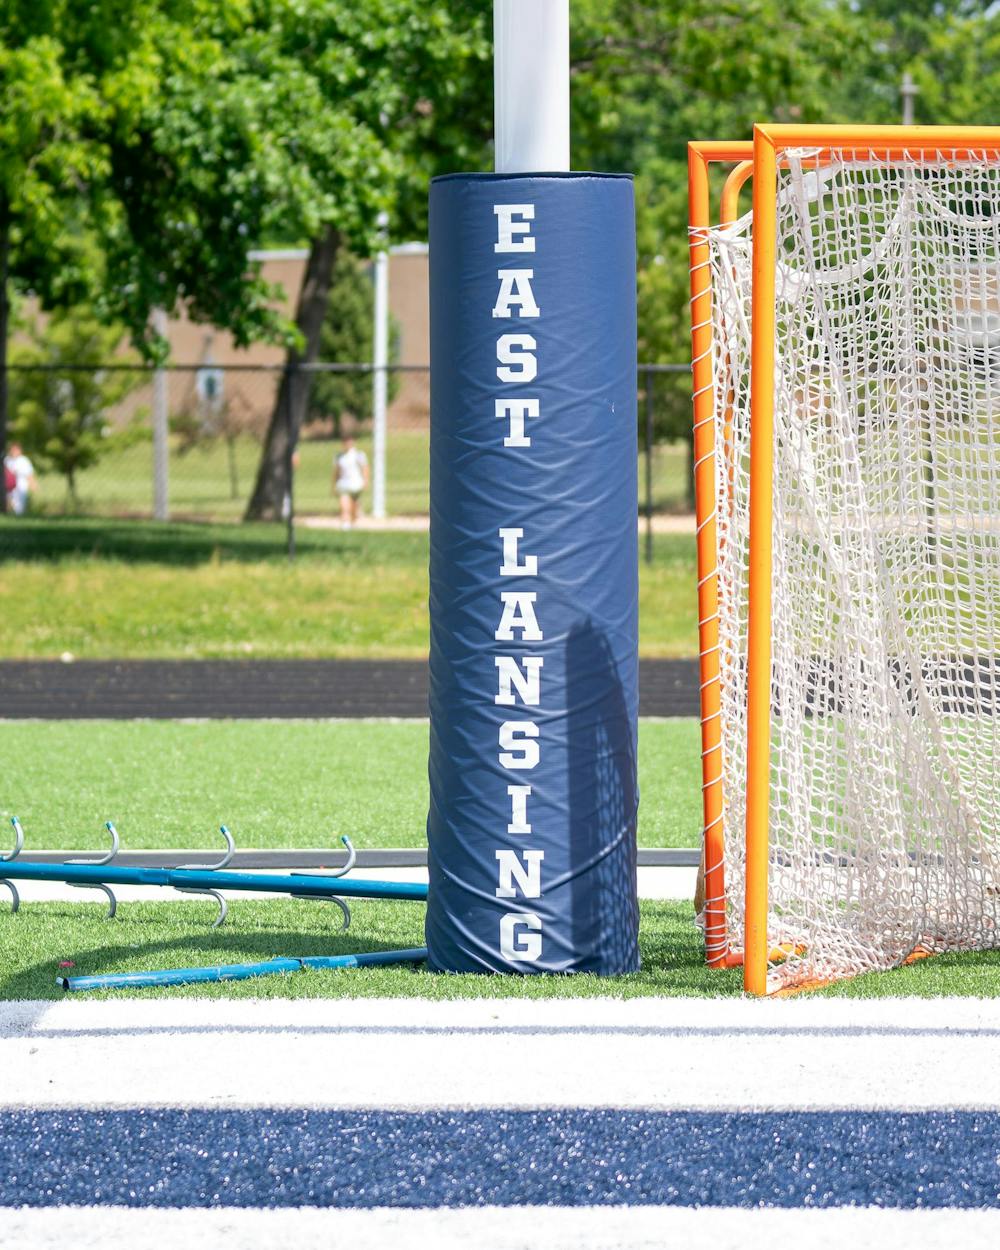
[{"left": 0, "top": 659, "right": 700, "bottom": 719}]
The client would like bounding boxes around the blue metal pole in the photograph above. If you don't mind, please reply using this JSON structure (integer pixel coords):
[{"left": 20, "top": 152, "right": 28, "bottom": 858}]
[
  {"left": 59, "top": 947, "right": 429, "bottom": 992},
  {"left": 1, "top": 860, "right": 427, "bottom": 901}
]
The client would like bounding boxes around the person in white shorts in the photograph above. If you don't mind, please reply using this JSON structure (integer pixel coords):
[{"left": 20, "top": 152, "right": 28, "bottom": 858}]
[
  {"left": 4, "top": 442, "right": 36, "bottom": 516},
  {"left": 333, "top": 435, "right": 369, "bottom": 529}
]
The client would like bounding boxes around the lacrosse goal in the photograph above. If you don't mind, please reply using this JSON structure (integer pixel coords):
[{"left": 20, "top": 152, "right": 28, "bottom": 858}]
[{"left": 689, "top": 126, "right": 1000, "bottom": 994}]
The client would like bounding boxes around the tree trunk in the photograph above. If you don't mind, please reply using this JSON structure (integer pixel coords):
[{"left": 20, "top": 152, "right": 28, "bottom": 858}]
[
  {"left": 0, "top": 196, "right": 9, "bottom": 515},
  {"left": 244, "top": 225, "right": 341, "bottom": 520},
  {"left": 227, "top": 434, "right": 239, "bottom": 500}
]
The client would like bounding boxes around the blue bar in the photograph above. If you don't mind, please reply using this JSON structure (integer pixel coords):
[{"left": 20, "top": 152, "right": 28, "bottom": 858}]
[
  {"left": 59, "top": 947, "right": 428, "bottom": 991},
  {"left": 2, "top": 860, "right": 427, "bottom": 901}
]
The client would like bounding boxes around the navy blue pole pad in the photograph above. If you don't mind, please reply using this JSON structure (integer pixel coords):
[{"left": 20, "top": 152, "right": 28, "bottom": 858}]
[{"left": 426, "top": 172, "right": 640, "bottom": 975}]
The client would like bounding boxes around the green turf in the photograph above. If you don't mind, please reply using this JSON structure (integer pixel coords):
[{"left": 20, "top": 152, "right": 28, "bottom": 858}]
[
  {"left": 0, "top": 898, "right": 738, "bottom": 1001},
  {"left": 24, "top": 429, "right": 691, "bottom": 522},
  {"left": 5, "top": 896, "right": 998, "bottom": 1001},
  {"left": 0, "top": 718, "right": 703, "bottom": 852},
  {"left": 0, "top": 519, "right": 698, "bottom": 659}
]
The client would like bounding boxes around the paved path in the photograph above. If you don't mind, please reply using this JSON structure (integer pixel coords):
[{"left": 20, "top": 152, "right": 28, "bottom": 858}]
[{"left": 0, "top": 658, "right": 700, "bottom": 718}]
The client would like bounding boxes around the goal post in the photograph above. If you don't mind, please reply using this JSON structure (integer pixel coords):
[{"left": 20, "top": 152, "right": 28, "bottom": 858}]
[
  {"left": 691, "top": 125, "right": 1000, "bottom": 995},
  {"left": 688, "top": 140, "right": 754, "bottom": 971}
]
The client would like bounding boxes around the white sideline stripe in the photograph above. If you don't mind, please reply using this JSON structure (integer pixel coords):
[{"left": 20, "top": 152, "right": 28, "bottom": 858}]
[
  {"left": 5, "top": 997, "right": 1000, "bottom": 1111},
  {"left": 3, "top": 1206, "right": 999, "bottom": 1250},
  {"left": 6, "top": 865, "right": 698, "bottom": 902}
]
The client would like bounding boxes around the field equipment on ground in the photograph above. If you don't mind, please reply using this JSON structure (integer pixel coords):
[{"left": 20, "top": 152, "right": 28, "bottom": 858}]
[
  {"left": 690, "top": 126, "right": 1000, "bottom": 994},
  {"left": 4, "top": 817, "right": 428, "bottom": 993},
  {"left": 2, "top": 819, "right": 427, "bottom": 921},
  {"left": 58, "top": 947, "right": 429, "bottom": 992}
]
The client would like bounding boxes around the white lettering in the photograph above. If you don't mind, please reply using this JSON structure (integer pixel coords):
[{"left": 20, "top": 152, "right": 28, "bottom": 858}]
[
  {"left": 494, "top": 204, "right": 535, "bottom": 253},
  {"left": 496, "top": 849, "right": 544, "bottom": 899},
  {"left": 495, "top": 398, "right": 539, "bottom": 448},
  {"left": 493, "top": 269, "right": 540, "bottom": 319},
  {"left": 507, "top": 784, "right": 532, "bottom": 834},
  {"left": 496, "top": 592, "right": 543, "bottom": 641},
  {"left": 499, "top": 720, "right": 540, "bottom": 770},
  {"left": 496, "top": 333, "right": 537, "bottom": 383},
  {"left": 495, "top": 656, "right": 543, "bottom": 706},
  {"left": 500, "top": 912, "right": 543, "bottom": 961},
  {"left": 499, "top": 528, "right": 538, "bottom": 577}
]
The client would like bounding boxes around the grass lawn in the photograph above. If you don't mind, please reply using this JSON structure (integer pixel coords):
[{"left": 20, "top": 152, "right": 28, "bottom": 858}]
[
  {"left": 0, "top": 519, "right": 698, "bottom": 659},
  {"left": 0, "top": 718, "right": 703, "bottom": 852},
  {"left": 25, "top": 429, "right": 692, "bottom": 522},
  {"left": 5, "top": 896, "right": 999, "bottom": 1001}
]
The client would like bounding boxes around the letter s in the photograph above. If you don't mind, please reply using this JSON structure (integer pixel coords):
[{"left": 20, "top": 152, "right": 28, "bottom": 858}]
[{"left": 499, "top": 721, "right": 539, "bottom": 770}]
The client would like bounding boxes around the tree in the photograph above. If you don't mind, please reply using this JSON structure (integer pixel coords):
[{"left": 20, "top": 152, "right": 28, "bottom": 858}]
[
  {"left": 307, "top": 249, "right": 400, "bottom": 437},
  {"left": 0, "top": 2, "right": 144, "bottom": 508},
  {"left": 0, "top": 1, "right": 414, "bottom": 513},
  {"left": 9, "top": 310, "right": 146, "bottom": 505},
  {"left": 243, "top": 1, "right": 493, "bottom": 518},
  {"left": 170, "top": 388, "right": 265, "bottom": 503}
]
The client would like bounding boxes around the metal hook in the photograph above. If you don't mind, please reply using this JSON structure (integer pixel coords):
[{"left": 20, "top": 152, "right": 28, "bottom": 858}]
[
  {"left": 284, "top": 835, "right": 356, "bottom": 930},
  {"left": 67, "top": 821, "right": 121, "bottom": 867},
  {"left": 4, "top": 817, "right": 25, "bottom": 863},
  {"left": 66, "top": 822, "right": 120, "bottom": 919},
  {"left": 323, "top": 896, "right": 352, "bottom": 930},
  {"left": 174, "top": 886, "right": 228, "bottom": 928},
  {"left": 173, "top": 827, "right": 236, "bottom": 927},
  {"left": 286, "top": 887, "right": 352, "bottom": 931},
  {"left": 178, "top": 826, "right": 235, "bottom": 873},
  {"left": 2, "top": 818, "right": 24, "bottom": 912},
  {"left": 328, "top": 835, "right": 356, "bottom": 879}
]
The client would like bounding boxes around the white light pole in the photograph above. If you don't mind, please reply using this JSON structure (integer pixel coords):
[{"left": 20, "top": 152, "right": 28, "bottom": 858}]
[
  {"left": 901, "top": 72, "right": 918, "bottom": 126},
  {"left": 151, "top": 307, "right": 169, "bottom": 521},
  {"left": 372, "top": 211, "right": 389, "bottom": 520},
  {"left": 494, "top": 0, "right": 570, "bottom": 173}
]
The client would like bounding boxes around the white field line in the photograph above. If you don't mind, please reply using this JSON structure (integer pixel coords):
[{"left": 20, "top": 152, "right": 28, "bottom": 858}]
[
  {"left": 4, "top": 997, "right": 1000, "bottom": 1112},
  {"left": 3, "top": 1205, "right": 999, "bottom": 1250},
  {"left": 5, "top": 865, "right": 699, "bottom": 902}
]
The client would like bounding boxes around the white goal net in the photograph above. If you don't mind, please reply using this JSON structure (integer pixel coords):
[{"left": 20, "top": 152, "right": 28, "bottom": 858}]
[{"left": 708, "top": 145, "right": 1000, "bottom": 990}]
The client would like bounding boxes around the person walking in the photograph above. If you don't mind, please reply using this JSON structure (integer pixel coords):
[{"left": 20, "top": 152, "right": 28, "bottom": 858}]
[
  {"left": 333, "top": 435, "right": 369, "bottom": 530},
  {"left": 3, "top": 442, "right": 36, "bottom": 516}
]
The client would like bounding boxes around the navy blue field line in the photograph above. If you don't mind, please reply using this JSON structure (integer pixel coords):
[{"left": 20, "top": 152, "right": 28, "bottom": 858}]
[{"left": 1, "top": 1108, "right": 999, "bottom": 1209}]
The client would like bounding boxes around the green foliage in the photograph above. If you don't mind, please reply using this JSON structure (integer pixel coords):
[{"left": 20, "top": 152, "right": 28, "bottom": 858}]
[
  {"left": 0, "top": 2, "right": 492, "bottom": 364},
  {"left": 567, "top": 0, "right": 1000, "bottom": 454},
  {"left": 9, "top": 311, "right": 147, "bottom": 502},
  {"left": 307, "top": 250, "right": 400, "bottom": 434},
  {"left": 570, "top": 0, "right": 874, "bottom": 432}
]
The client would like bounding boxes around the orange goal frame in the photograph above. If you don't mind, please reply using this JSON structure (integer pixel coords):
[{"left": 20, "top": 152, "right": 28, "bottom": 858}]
[
  {"left": 690, "top": 124, "right": 1000, "bottom": 996},
  {"left": 687, "top": 140, "right": 753, "bottom": 976}
]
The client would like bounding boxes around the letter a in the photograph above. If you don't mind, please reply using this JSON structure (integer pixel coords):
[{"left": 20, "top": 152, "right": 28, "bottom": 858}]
[{"left": 493, "top": 270, "right": 540, "bottom": 319}]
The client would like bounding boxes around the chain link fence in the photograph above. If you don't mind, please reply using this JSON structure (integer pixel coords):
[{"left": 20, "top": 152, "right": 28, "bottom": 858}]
[{"left": 2, "top": 361, "right": 691, "bottom": 549}]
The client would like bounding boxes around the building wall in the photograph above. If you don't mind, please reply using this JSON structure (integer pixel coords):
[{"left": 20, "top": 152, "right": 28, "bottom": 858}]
[{"left": 17, "top": 245, "right": 430, "bottom": 432}]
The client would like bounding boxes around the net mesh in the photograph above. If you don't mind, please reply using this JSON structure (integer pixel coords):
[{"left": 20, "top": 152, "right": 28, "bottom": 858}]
[{"left": 707, "top": 147, "right": 1000, "bottom": 990}]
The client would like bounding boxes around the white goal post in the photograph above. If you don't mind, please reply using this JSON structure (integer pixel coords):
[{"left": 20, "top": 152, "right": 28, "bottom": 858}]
[{"left": 689, "top": 126, "right": 1000, "bottom": 995}]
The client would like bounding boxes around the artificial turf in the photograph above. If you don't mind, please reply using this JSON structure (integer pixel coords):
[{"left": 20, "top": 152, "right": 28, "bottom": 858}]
[
  {"left": 0, "top": 718, "right": 704, "bottom": 853},
  {"left": 4, "top": 896, "right": 999, "bottom": 1001}
]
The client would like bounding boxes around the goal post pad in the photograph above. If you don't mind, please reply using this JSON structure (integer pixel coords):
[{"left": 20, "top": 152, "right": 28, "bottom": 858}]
[{"left": 425, "top": 172, "right": 640, "bottom": 975}]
